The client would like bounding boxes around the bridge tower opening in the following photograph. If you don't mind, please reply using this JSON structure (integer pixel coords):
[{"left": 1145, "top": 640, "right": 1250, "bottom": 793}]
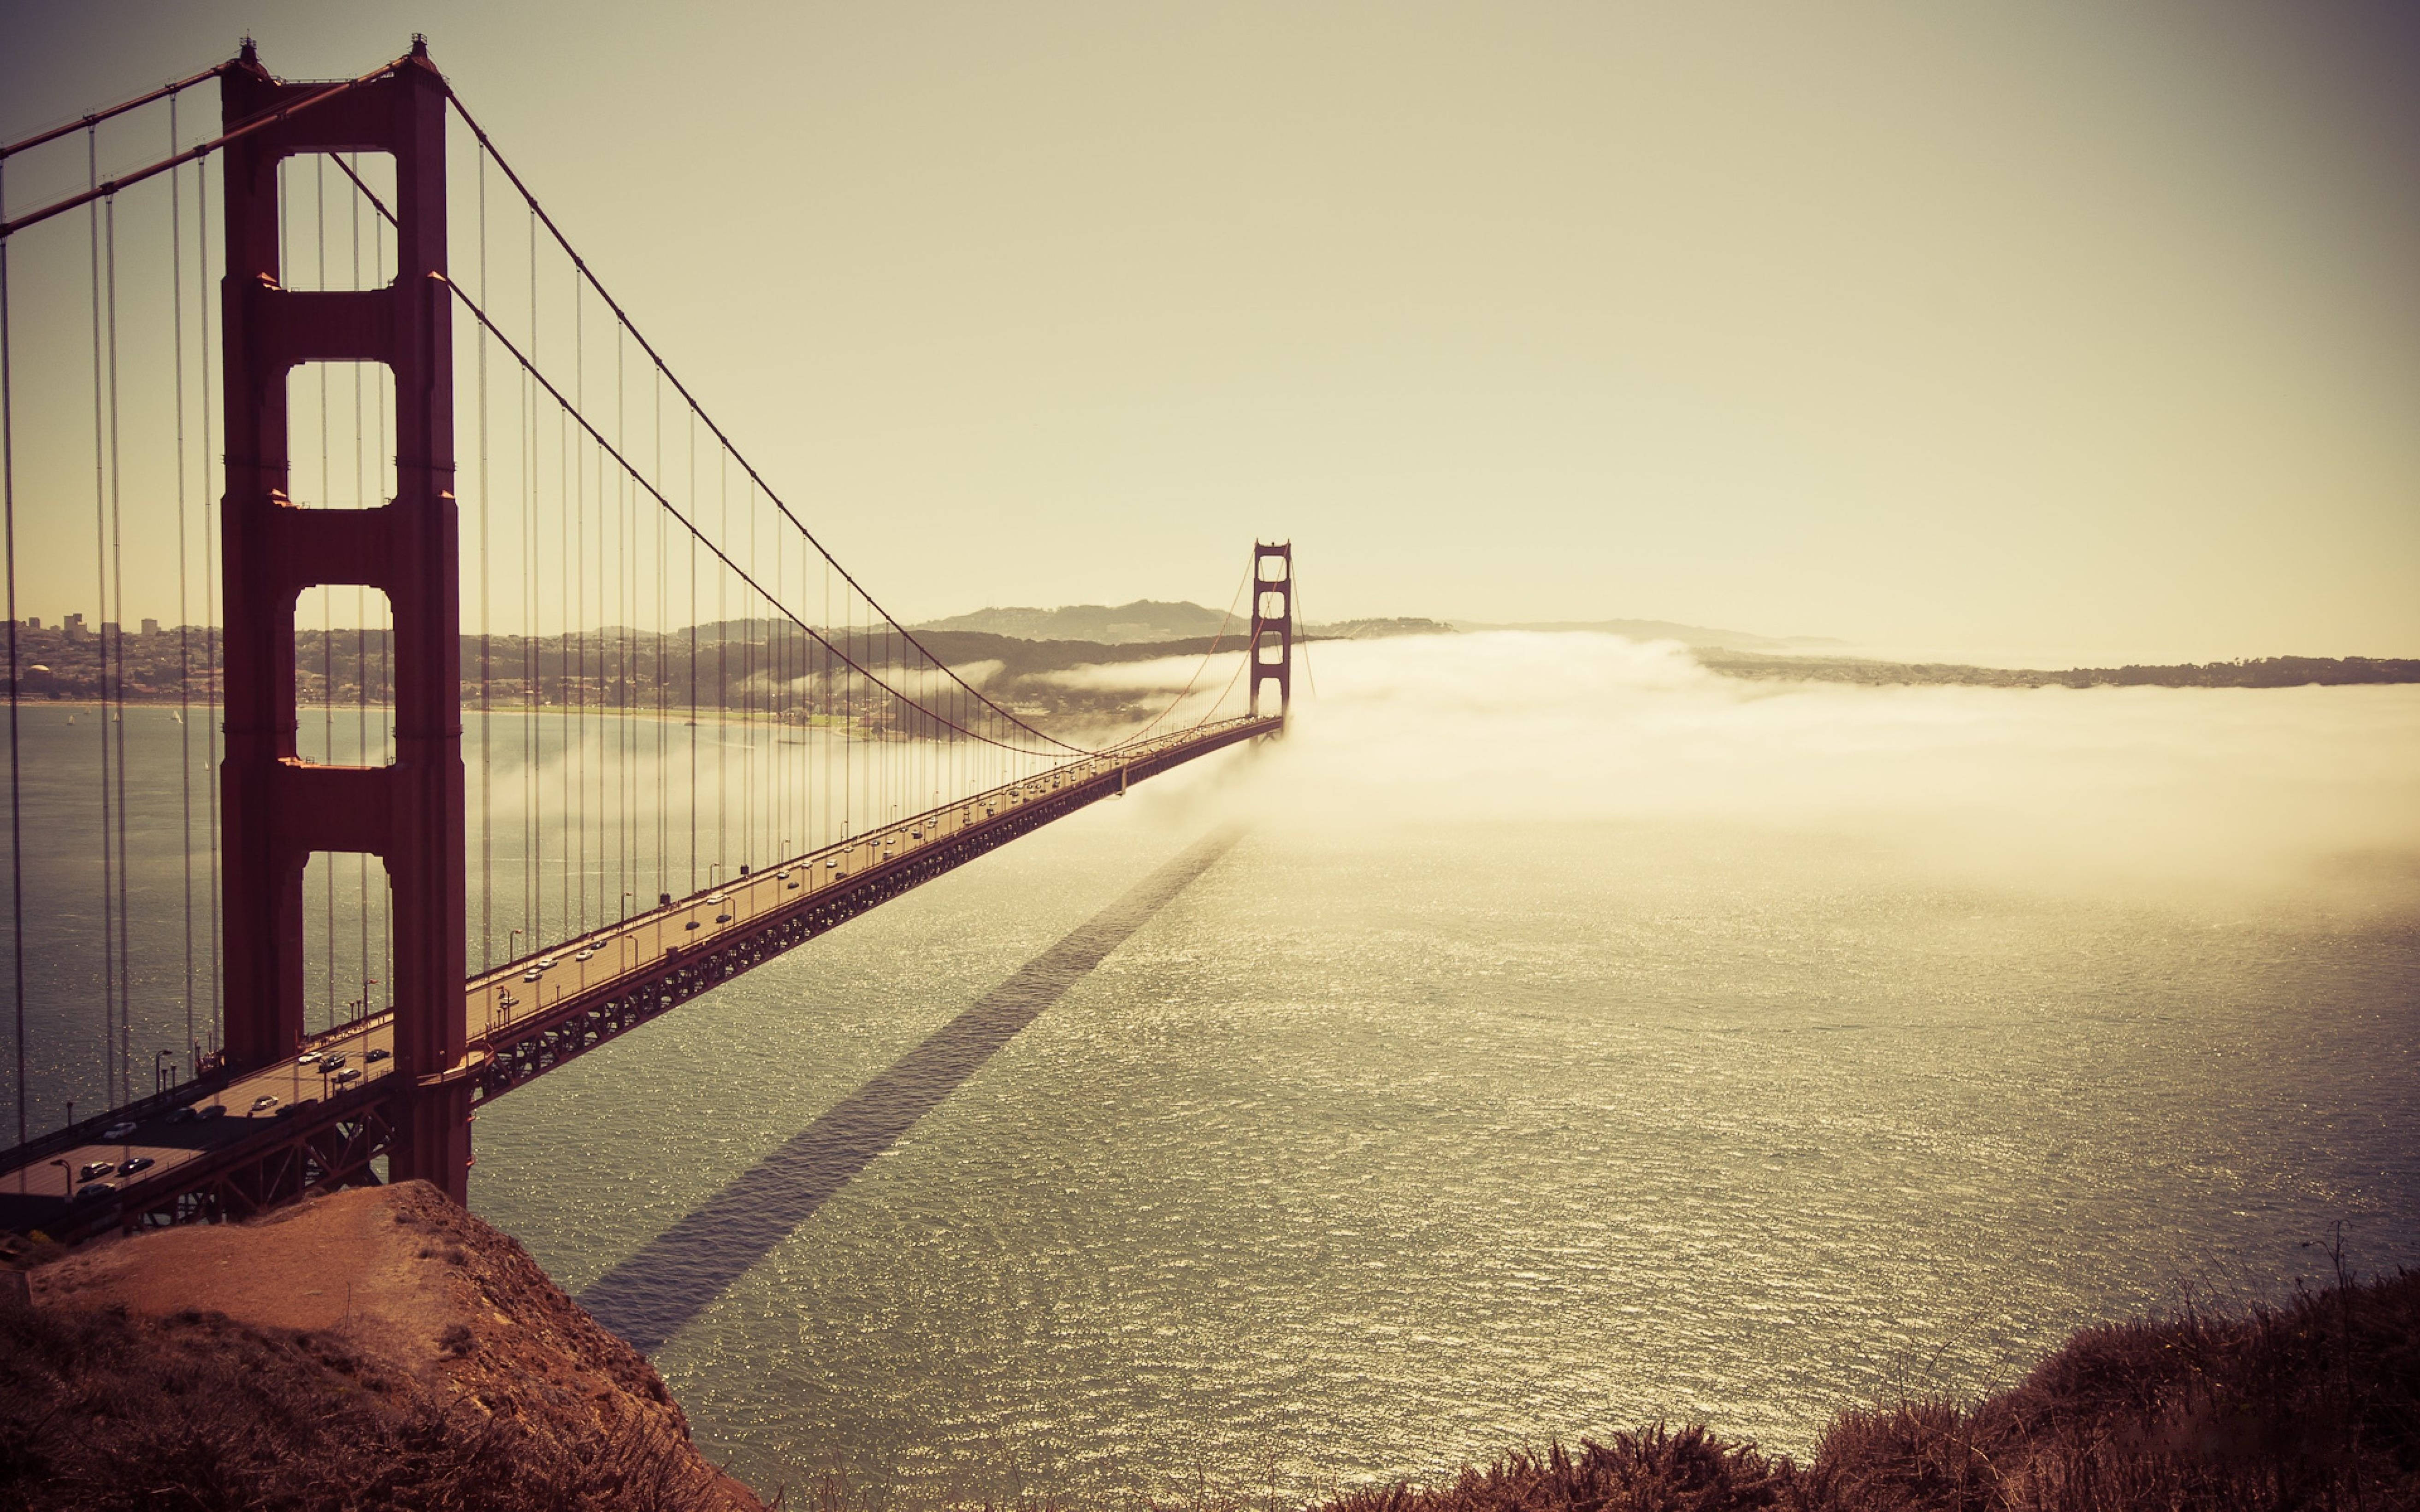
[
  {"left": 217, "top": 40, "right": 472, "bottom": 1200},
  {"left": 1249, "top": 541, "right": 1294, "bottom": 721}
]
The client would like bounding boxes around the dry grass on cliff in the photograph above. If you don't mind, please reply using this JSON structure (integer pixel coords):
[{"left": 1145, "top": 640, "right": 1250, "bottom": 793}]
[
  {"left": 1319, "top": 1266, "right": 2420, "bottom": 1512},
  {"left": 0, "top": 1298, "right": 710, "bottom": 1512}
]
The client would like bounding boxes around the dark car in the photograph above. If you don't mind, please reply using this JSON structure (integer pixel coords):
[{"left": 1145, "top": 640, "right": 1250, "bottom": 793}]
[
  {"left": 365, "top": 1048, "right": 390, "bottom": 1063},
  {"left": 199, "top": 1104, "right": 228, "bottom": 1119},
  {"left": 77, "top": 1160, "right": 113, "bottom": 1182},
  {"left": 331, "top": 1068, "right": 363, "bottom": 1087},
  {"left": 116, "top": 1155, "right": 155, "bottom": 1178},
  {"left": 165, "top": 1106, "right": 198, "bottom": 1124},
  {"left": 320, "top": 1053, "right": 348, "bottom": 1072},
  {"left": 71, "top": 1182, "right": 117, "bottom": 1205}
]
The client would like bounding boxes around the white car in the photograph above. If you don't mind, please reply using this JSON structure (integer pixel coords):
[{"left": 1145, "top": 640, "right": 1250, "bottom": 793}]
[
  {"left": 102, "top": 1122, "right": 137, "bottom": 1141},
  {"left": 296, "top": 1050, "right": 323, "bottom": 1066}
]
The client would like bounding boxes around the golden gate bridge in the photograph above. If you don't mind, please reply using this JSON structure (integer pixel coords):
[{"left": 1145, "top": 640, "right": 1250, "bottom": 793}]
[{"left": 0, "top": 39, "right": 1294, "bottom": 1242}]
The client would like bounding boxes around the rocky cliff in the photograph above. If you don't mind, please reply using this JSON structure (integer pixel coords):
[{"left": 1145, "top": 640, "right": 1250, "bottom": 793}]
[{"left": 2, "top": 1181, "right": 763, "bottom": 1512}]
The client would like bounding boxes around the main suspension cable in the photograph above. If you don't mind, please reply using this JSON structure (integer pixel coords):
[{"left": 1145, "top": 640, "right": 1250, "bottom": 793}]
[
  {"left": 444, "top": 275, "right": 1091, "bottom": 758},
  {"left": 435, "top": 85, "right": 1091, "bottom": 756}
]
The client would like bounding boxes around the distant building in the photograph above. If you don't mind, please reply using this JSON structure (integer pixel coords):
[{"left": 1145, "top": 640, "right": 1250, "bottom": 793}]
[
  {"left": 63, "top": 614, "right": 85, "bottom": 641},
  {"left": 23, "top": 617, "right": 37, "bottom": 631},
  {"left": 141, "top": 618, "right": 161, "bottom": 636},
  {"left": 102, "top": 622, "right": 121, "bottom": 641}
]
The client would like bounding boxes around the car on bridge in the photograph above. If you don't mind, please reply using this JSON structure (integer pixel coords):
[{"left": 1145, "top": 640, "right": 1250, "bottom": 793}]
[
  {"left": 250, "top": 1094, "right": 278, "bottom": 1113},
  {"left": 365, "top": 1048, "right": 390, "bottom": 1063},
  {"left": 297, "top": 1050, "right": 322, "bottom": 1066},
  {"left": 331, "top": 1068, "right": 363, "bottom": 1087},
  {"left": 102, "top": 1121, "right": 137, "bottom": 1140},
  {"left": 77, "top": 1160, "right": 112, "bottom": 1182},
  {"left": 71, "top": 1182, "right": 117, "bottom": 1206},
  {"left": 117, "top": 1156, "right": 153, "bottom": 1178}
]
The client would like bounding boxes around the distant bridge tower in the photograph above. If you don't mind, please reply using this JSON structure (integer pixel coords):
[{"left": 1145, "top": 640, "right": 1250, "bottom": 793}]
[
  {"left": 217, "top": 39, "right": 472, "bottom": 1200},
  {"left": 1249, "top": 541, "right": 1293, "bottom": 720}
]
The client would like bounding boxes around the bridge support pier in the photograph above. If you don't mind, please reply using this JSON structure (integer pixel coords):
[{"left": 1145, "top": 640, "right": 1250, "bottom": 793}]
[
  {"left": 1250, "top": 541, "right": 1293, "bottom": 720},
  {"left": 218, "top": 40, "right": 470, "bottom": 1201}
]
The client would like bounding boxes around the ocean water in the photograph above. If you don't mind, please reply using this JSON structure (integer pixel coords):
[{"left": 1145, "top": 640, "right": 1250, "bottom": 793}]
[{"left": 453, "top": 635, "right": 2420, "bottom": 1506}]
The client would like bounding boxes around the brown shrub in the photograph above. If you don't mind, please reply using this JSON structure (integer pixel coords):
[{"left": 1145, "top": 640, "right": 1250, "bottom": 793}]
[
  {"left": 1312, "top": 1268, "right": 2420, "bottom": 1512},
  {"left": 0, "top": 1299, "right": 705, "bottom": 1511}
]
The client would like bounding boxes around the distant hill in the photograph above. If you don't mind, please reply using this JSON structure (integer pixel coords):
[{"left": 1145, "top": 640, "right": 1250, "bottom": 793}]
[
  {"left": 1309, "top": 617, "right": 1457, "bottom": 640},
  {"left": 915, "top": 600, "right": 1234, "bottom": 644},
  {"left": 914, "top": 604, "right": 1822, "bottom": 649},
  {"left": 1453, "top": 618, "right": 1842, "bottom": 651},
  {"left": 1698, "top": 650, "right": 2420, "bottom": 689}
]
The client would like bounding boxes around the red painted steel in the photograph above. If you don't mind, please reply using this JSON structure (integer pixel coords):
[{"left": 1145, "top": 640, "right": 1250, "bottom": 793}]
[
  {"left": 216, "top": 40, "right": 470, "bottom": 1200},
  {"left": 1250, "top": 541, "right": 1293, "bottom": 719}
]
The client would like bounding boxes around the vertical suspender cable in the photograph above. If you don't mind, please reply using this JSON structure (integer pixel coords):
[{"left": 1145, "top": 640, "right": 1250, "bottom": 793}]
[
  {"left": 106, "top": 192, "right": 133, "bottom": 1094},
  {"left": 573, "top": 274, "right": 584, "bottom": 934},
  {"left": 351, "top": 156, "right": 368, "bottom": 1018},
  {"left": 687, "top": 408, "right": 696, "bottom": 893},
  {"left": 88, "top": 133, "right": 119, "bottom": 1108},
  {"left": 655, "top": 367, "right": 665, "bottom": 906},
  {"left": 614, "top": 325, "right": 626, "bottom": 917},
  {"left": 171, "top": 102, "right": 196, "bottom": 1077},
  {"left": 316, "top": 157, "right": 332, "bottom": 1032},
  {"left": 0, "top": 161, "right": 25, "bottom": 1140},
  {"left": 477, "top": 140, "right": 492, "bottom": 972},
  {"left": 716, "top": 446, "right": 726, "bottom": 875},
  {"left": 525, "top": 202, "right": 538, "bottom": 952},
  {"left": 198, "top": 146, "right": 220, "bottom": 1059}
]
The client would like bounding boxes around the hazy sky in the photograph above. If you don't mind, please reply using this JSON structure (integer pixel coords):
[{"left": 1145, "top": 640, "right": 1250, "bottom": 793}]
[{"left": 4, "top": 1, "right": 2416, "bottom": 659}]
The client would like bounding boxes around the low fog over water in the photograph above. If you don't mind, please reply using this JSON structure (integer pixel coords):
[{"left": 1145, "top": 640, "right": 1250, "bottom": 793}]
[{"left": 470, "top": 633, "right": 2420, "bottom": 1506}]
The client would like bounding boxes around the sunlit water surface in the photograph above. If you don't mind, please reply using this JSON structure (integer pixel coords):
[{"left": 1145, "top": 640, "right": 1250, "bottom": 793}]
[{"left": 452, "top": 640, "right": 2420, "bottom": 1506}]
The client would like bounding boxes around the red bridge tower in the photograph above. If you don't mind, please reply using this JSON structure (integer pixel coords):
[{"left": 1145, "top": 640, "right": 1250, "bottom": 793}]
[
  {"left": 1250, "top": 541, "right": 1293, "bottom": 720},
  {"left": 217, "top": 40, "right": 472, "bottom": 1200}
]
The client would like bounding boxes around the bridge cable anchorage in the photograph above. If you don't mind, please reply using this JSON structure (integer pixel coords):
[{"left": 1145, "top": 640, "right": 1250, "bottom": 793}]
[
  {"left": 433, "top": 87, "right": 1095, "bottom": 759},
  {"left": 441, "top": 273, "right": 1101, "bottom": 759}
]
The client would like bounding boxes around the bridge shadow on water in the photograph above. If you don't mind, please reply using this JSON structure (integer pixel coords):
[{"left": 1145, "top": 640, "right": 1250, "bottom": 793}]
[{"left": 575, "top": 828, "right": 1243, "bottom": 1352}]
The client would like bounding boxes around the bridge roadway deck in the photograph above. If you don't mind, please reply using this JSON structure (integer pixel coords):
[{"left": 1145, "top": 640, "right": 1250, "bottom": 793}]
[{"left": 0, "top": 714, "right": 1277, "bottom": 1239}]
